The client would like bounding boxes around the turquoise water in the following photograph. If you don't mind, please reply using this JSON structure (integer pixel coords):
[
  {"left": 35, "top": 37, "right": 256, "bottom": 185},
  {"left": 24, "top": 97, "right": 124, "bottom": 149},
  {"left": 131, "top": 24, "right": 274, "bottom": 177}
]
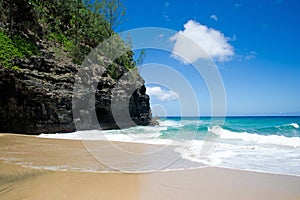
[
  {"left": 159, "top": 116, "right": 300, "bottom": 139},
  {"left": 40, "top": 116, "right": 300, "bottom": 176}
]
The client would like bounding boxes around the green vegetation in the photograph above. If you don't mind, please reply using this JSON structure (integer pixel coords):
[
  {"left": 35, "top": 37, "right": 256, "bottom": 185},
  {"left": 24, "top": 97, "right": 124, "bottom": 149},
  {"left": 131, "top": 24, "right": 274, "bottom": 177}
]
[
  {"left": 0, "top": 0, "right": 143, "bottom": 77},
  {"left": 47, "top": 33, "right": 74, "bottom": 52},
  {"left": 0, "top": 30, "right": 37, "bottom": 68},
  {"left": 0, "top": 30, "right": 22, "bottom": 68},
  {"left": 28, "top": 0, "right": 129, "bottom": 65},
  {"left": 11, "top": 34, "right": 39, "bottom": 57}
]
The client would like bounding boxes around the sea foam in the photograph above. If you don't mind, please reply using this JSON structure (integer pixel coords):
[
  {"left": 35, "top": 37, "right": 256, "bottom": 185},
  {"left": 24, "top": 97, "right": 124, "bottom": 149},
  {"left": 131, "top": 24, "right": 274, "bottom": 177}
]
[{"left": 38, "top": 117, "right": 300, "bottom": 176}]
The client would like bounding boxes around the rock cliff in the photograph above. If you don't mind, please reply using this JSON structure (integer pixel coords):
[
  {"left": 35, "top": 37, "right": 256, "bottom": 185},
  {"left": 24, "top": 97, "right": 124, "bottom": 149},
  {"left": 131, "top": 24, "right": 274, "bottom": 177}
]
[{"left": 0, "top": 51, "right": 152, "bottom": 134}]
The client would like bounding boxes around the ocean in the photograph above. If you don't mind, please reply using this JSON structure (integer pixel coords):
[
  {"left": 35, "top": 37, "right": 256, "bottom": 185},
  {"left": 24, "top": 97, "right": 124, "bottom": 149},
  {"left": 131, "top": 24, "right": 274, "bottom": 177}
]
[{"left": 40, "top": 116, "right": 300, "bottom": 176}]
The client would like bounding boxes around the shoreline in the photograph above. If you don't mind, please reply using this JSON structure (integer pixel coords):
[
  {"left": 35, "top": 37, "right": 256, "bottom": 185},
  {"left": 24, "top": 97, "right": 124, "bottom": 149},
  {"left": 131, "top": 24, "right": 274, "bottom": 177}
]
[
  {"left": 1, "top": 133, "right": 300, "bottom": 199},
  {"left": 1, "top": 133, "right": 300, "bottom": 177}
]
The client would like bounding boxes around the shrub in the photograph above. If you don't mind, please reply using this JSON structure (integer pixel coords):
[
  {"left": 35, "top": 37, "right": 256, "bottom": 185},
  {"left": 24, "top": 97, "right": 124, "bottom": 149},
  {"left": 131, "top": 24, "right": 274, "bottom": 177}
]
[
  {"left": 0, "top": 30, "right": 22, "bottom": 68},
  {"left": 0, "top": 30, "right": 38, "bottom": 69}
]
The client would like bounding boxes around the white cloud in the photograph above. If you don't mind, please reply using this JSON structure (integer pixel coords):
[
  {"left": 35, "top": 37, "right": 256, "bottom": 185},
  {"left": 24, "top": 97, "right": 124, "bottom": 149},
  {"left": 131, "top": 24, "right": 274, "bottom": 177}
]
[
  {"left": 210, "top": 15, "right": 218, "bottom": 21},
  {"left": 162, "top": 1, "right": 170, "bottom": 21},
  {"left": 230, "top": 34, "right": 237, "bottom": 41},
  {"left": 236, "top": 50, "right": 257, "bottom": 61},
  {"left": 147, "top": 86, "right": 178, "bottom": 101},
  {"left": 163, "top": 11, "right": 170, "bottom": 22},
  {"left": 170, "top": 20, "right": 234, "bottom": 64},
  {"left": 244, "top": 51, "right": 256, "bottom": 60}
]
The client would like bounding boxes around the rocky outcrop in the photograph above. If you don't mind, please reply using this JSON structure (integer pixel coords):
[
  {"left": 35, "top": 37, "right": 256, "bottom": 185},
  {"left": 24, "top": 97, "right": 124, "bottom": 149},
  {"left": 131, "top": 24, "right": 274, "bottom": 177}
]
[{"left": 0, "top": 54, "right": 152, "bottom": 134}]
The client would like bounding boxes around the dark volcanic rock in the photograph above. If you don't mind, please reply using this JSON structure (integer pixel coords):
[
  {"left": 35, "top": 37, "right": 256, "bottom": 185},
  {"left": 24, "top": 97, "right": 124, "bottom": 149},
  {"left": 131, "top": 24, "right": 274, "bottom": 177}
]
[{"left": 0, "top": 55, "right": 153, "bottom": 134}]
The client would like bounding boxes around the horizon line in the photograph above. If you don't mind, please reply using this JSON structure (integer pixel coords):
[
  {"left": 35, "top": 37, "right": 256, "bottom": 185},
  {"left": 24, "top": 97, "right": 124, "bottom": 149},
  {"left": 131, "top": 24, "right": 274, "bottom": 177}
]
[{"left": 155, "top": 115, "right": 300, "bottom": 118}]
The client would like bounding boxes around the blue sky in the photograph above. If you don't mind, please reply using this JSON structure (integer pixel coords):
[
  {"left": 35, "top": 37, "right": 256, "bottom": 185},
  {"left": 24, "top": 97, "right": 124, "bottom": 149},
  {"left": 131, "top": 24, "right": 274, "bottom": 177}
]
[{"left": 119, "top": 0, "right": 300, "bottom": 116}]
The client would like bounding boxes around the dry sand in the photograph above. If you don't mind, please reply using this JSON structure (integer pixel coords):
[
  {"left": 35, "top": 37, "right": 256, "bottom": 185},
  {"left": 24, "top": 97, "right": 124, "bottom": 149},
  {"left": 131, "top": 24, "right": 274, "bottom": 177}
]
[{"left": 0, "top": 133, "right": 300, "bottom": 200}]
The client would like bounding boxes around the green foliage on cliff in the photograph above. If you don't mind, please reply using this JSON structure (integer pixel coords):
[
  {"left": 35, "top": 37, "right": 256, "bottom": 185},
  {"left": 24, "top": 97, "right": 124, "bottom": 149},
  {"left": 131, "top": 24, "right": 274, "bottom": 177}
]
[
  {"left": 0, "top": 30, "right": 38, "bottom": 69},
  {"left": 47, "top": 32, "right": 75, "bottom": 52},
  {"left": 0, "top": 0, "right": 139, "bottom": 77},
  {"left": 0, "top": 31, "right": 21, "bottom": 68},
  {"left": 11, "top": 34, "right": 39, "bottom": 57}
]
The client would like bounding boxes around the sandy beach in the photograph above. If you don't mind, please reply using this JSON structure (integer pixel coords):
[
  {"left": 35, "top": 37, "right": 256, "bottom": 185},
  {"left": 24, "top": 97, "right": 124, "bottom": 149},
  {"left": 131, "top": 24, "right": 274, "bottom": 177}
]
[{"left": 0, "top": 133, "right": 300, "bottom": 200}]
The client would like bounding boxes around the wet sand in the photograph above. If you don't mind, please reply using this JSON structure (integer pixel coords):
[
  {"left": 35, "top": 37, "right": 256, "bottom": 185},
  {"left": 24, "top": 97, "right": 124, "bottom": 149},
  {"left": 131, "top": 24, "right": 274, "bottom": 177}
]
[{"left": 1, "top": 133, "right": 300, "bottom": 200}]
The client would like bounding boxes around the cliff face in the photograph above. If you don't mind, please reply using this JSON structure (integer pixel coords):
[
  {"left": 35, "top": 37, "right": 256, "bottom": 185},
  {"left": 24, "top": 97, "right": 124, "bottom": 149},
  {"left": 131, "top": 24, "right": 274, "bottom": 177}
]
[
  {"left": 0, "top": 0, "right": 154, "bottom": 134},
  {"left": 0, "top": 53, "right": 152, "bottom": 134}
]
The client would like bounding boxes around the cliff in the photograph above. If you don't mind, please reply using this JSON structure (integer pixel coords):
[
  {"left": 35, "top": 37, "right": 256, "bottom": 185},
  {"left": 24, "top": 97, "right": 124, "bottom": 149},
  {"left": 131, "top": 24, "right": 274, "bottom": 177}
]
[
  {"left": 0, "top": 0, "right": 155, "bottom": 134},
  {"left": 0, "top": 49, "right": 152, "bottom": 134}
]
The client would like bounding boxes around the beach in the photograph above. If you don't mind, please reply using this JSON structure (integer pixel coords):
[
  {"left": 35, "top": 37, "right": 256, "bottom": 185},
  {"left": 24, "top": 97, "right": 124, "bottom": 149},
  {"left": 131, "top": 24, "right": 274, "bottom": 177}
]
[
  {"left": 1, "top": 133, "right": 300, "bottom": 200},
  {"left": 1, "top": 0, "right": 299, "bottom": 199}
]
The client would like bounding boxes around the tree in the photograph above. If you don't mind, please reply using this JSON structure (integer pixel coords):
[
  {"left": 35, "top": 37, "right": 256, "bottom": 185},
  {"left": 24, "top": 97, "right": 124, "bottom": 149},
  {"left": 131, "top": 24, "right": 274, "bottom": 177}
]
[
  {"left": 87, "top": 0, "right": 126, "bottom": 58},
  {"left": 74, "top": 0, "right": 81, "bottom": 47},
  {"left": 86, "top": 0, "right": 125, "bottom": 36},
  {"left": 136, "top": 49, "right": 146, "bottom": 67},
  {"left": 101, "top": 0, "right": 126, "bottom": 34}
]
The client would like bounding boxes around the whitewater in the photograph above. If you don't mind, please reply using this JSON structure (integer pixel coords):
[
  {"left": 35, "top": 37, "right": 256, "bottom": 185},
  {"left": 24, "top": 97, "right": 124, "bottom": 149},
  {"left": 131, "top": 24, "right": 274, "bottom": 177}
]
[{"left": 39, "top": 116, "right": 300, "bottom": 176}]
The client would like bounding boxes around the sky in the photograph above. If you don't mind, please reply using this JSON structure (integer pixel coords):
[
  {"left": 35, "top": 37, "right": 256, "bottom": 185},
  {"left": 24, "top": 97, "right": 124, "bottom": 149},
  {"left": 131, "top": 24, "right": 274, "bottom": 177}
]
[{"left": 118, "top": 0, "right": 300, "bottom": 116}]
